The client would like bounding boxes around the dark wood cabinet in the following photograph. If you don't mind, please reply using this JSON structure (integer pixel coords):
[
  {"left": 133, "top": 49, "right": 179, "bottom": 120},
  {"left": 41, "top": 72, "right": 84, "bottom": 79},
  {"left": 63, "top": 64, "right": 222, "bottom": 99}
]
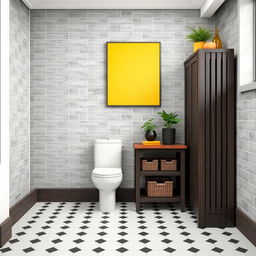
[{"left": 184, "top": 49, "right": 235, "bottom": 228}]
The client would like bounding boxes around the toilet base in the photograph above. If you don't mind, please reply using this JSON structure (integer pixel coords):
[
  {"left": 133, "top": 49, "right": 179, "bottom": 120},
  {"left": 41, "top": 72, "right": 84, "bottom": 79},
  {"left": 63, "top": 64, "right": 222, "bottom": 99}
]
[{"left": 99, "top": 190, "right": 116, "bottom": 212}]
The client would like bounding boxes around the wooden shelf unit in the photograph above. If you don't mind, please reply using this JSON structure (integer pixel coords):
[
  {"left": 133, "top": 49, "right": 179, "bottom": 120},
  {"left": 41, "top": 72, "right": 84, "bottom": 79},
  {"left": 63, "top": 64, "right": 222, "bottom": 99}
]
[
  {"left": 134, "top": 143, "right": 187, "bottom": 212},
  {"left": 140, "top": 171, "right": 181, "bottom": 176},
  {"left": 140, "top": 194, "right": 181, "bottom": 203}
]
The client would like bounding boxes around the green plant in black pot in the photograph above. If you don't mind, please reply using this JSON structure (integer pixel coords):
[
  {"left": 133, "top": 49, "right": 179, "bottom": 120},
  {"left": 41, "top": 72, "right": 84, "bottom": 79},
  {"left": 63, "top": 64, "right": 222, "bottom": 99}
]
[
  {"left": 141, "top": 119, "right": 157, "bottom": 141},
  {"left": 157, "top": 111, "right": 181, "bottom": 145}
]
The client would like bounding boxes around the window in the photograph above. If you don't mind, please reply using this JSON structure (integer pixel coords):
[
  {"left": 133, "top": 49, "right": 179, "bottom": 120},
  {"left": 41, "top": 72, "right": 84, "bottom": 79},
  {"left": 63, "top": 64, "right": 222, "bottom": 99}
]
[
  {"left": 239, "top": 0, "right": 256, "bottom": 91},
  {"left": 254, "top": 0, "right": 256, "bottom": 81}
]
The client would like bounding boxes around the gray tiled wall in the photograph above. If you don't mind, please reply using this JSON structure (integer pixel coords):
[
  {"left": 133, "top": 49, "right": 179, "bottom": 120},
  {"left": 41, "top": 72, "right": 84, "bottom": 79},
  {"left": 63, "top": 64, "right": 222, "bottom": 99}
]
[
  {"left": 216, "top": 0, "right": 256, "bottom": 222},
  {"left": 10, "top": 0, "right": 30, "bottom": 206},
  {"left": 30, "top": 9, "right": 214, "bottom": 189},
  {"left": 215, "top": 0, "right": 238, "bottom": 51}
]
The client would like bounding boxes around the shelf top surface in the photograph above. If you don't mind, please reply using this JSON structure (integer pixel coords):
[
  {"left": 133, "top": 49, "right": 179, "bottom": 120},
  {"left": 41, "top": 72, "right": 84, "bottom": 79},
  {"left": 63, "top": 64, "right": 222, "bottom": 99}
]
[
  {"left": 134, "top": 143, "right": 187, "bottom": 149},
  {"left": 184, "top": 48, "right": 234, "bottom": 64},
  {"left": 140, "top": 171, "right": 180, "bottom": 176}
]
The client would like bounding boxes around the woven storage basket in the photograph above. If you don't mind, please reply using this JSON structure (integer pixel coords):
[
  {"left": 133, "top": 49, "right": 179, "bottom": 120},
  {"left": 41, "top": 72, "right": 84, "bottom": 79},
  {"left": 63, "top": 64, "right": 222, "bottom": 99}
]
[
  {"left": 142, "top": 159, "right": 158, "bottom": 171},
  {"left": 147, "top": 180, "right": 173, "bottom": 197},
  {"left": 160, "top": 159, "right": 177, "bottom": 171}
]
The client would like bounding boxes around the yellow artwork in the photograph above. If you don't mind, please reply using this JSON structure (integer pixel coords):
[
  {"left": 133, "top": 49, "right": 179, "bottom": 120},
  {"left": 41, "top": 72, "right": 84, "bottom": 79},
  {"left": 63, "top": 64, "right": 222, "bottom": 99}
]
[{"left": 107, "top": 42, "right": 161, "bottom": 106}]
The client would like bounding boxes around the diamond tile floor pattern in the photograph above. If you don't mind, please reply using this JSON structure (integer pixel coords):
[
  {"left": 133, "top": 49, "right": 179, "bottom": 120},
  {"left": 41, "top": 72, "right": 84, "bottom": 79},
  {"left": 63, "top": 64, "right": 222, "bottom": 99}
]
[{"left": 0, "top": 202, "right": 255, "bottom": 255}]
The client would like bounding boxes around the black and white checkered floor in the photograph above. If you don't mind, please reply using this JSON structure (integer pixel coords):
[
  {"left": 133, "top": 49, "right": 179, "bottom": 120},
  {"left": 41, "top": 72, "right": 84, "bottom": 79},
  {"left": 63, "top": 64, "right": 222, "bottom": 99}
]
[{"left": 0, "top": 202, "right": 255, "bottom": 256}]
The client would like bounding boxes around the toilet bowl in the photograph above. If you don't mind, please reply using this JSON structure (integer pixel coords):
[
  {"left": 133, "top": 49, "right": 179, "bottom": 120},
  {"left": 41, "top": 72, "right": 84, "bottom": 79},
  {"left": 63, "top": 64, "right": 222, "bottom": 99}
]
[
  {"left": 92, "top": 168, "right": 122, "bottom": 212},
  {"left": 91, "top": 139, "right": 123, "bottom": 212}
]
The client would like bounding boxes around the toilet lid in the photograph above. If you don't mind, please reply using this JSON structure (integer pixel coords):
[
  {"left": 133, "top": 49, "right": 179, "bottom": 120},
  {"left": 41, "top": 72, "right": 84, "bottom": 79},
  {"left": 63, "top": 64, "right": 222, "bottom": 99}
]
[{"left": 92, "top": 168, "right": 122, "bottom": 177}]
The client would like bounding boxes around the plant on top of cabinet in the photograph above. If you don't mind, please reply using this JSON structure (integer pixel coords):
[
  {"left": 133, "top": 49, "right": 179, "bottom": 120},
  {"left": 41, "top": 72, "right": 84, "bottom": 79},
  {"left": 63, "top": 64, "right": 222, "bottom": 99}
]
[
  {"left": 204, "top": 41, "right": 216, "bottom": 49},
  {"left": 141, "top": 119, "right": 157, "bottom": 141},
  {"left": 186, "top": 26, "right": 213, "bottom": 52},
  {"left": 157, "top": 111, "right": 181, "bottom": 145}
]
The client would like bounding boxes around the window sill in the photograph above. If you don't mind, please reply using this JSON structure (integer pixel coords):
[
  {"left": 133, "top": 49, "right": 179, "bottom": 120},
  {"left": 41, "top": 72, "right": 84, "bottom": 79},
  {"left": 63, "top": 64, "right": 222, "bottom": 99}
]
[{"left": 239, "top": 82, "right": 256, "bottom": 93}]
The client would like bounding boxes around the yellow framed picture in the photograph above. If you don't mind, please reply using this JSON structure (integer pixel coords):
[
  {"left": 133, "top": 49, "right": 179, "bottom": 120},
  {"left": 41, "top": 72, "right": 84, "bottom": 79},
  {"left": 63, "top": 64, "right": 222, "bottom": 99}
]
[{"left": 107, "top": 42, "right": 161, "bottom": 106}]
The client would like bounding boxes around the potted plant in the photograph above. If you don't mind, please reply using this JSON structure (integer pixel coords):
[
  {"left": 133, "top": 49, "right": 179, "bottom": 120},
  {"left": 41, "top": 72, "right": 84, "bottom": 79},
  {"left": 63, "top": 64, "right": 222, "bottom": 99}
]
[
  {"left": 186, "top": 27, "right": 212, "bottom": 52},
  {"left": 157, "top": 111, "right": 181, "bottom": 145},
  {"left": 141, "top": 119, "right": 157, "bottom": 141}
]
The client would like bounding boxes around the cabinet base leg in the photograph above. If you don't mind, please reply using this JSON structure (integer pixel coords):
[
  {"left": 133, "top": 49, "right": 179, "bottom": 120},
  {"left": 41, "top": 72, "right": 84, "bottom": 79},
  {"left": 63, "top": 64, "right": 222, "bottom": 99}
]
[
  {"left": 136, "top": 202, "right": 140, "bottom": 212},
  {"left": 181, "top": 203, "right": 185, "bottom": 212}
]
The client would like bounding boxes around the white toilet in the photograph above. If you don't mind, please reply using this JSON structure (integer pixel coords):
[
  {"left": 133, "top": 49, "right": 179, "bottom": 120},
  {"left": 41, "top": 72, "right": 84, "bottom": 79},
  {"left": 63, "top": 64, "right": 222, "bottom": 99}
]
[{"left": 91, "top": 139, "right": 123, "bottom": 212}]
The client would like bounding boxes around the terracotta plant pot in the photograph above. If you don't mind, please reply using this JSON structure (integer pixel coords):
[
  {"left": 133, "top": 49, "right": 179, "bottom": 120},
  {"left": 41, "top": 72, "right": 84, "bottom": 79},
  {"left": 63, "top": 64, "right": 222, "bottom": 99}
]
[
  {"left": 204, "top": 42, "right": 216, "bottom": 49},
  {"left": 193, "top": 41, "right": 205, "bottom": 52}
]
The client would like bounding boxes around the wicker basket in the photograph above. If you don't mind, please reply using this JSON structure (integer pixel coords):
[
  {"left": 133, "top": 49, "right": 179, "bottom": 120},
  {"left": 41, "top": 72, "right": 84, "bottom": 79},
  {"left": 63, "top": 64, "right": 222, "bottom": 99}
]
[
  {"left": 160, "top": 159, "right": 177, "bottom": 171},
  {"left": 147, "top": 180, "right": 173, "bottom": 197},
  {"left": 142, "top": 159, "right": 158, "bottom": 171}
]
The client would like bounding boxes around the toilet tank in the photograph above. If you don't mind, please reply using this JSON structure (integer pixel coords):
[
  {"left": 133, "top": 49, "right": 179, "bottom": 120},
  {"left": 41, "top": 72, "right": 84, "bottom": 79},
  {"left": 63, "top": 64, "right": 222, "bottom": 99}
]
[{"left": 94, "top": 139, "right": 122, "bottom": 168}]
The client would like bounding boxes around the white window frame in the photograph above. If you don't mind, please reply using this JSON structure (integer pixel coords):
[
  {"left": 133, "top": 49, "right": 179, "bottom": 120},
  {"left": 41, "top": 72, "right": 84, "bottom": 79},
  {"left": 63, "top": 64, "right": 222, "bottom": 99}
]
[
  {"left": 239, "top": 0, "right": 256, "bottom": 92},
  {"left": 0, "top": 0, "right": 10, "bottom": 223},
  {"left": 254, "top": 0, "right": 256, "bottom": 81}
]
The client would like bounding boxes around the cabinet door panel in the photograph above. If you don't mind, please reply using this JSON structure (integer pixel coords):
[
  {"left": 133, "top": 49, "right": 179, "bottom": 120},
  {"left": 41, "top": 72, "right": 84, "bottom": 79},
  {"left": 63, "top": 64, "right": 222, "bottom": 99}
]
[
  {"left": 185, "top": 62, "right": 191, "bottom": 202},
  {"left": 190, "top": 56, "right": 198, "bottom": 211},
  {"left": 204, "top": 51, "right": 233, "bottom": 226},
  {"left": 205, "top": 53, "right": 211, "bottom": 215}
]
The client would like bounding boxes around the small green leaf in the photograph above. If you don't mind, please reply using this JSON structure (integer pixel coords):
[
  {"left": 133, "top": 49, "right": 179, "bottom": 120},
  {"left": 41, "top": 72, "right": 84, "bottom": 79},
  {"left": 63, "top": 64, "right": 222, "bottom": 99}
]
[
  {"left": 141, "top": 119, "right": 157, "bottom": 132},
  {"left": 186, "top": 26, "right": 212, "bottom": 42},
  {"left": 157, "top": 110, "right": 182, "bottom": 128}
]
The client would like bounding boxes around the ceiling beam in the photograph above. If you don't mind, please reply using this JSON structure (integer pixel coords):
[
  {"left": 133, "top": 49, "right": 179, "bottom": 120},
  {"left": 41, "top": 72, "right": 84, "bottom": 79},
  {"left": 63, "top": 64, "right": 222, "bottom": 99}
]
[
  {"left": 200, "top": 0, "right": 225, "bottom": 17},
  {"left": 20, "top": 0, "right": 206, "bottom": 10}
]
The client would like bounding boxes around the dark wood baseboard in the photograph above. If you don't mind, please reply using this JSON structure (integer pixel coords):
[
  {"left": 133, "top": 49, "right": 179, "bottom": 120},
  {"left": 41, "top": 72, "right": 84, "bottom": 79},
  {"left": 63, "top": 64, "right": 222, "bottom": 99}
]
[
  {"left": 0, "top": 190, "right": 37, "bottom": 248},
  {"left": 116, "top": 188, "right": 135, "bottom": 202},
  {"left": 0, "top": 217, "right": 12, "bottom": 247},
  {"left": 236, "top": 208, "right": 256, "bottom": 246},
  {"left": 37, "top": 188, "right": 135, "bottom": 202},
  {"left": 38, "top": 188, "right": 98, "bottom": 202},
  {"left": 10, "top": 190, "right": 37, "bottom": 226}
]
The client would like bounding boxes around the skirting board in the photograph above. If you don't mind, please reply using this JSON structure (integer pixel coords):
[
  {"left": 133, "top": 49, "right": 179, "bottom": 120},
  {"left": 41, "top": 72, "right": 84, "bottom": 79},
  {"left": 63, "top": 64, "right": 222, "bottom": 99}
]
[
  {"left": 0, "top": 217, "right": 12, "bottom": 248},
  {"left": 0, "top": 188, "right": 134, "bottom": 247},
  {"left": 0, "top": 190, "right": 37, "bottom": 248},
  {"left": 236, "top": 208, "right": 256, "bottom": 246},
  {"left": 37, "top": 188, "right": 135, "bottom": 202},
  {"left": 10, "top": 190, "right": 37, "bottom": 226}
]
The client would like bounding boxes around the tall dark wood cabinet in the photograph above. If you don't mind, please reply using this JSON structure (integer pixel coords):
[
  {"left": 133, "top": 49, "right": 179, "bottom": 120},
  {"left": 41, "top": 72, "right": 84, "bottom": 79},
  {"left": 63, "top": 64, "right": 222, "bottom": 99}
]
[{"left": 184, "top": 49, "right": 235, "bottom": 228}]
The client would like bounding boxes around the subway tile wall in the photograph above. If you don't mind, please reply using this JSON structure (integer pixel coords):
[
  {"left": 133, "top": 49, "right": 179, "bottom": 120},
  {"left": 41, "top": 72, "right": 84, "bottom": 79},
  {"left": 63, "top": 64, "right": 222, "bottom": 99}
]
[
  {"left": 10, "top": 0, "right": 30, "bottom": 206},
  {"left": 237, "top": 91, "right": 256, "bottom": 222},
  {"left": 216, "top": 0, "right": 256, "bottom": 221},
  {"left": 30, "top": 9, "right": 214, "bottom": 189}
]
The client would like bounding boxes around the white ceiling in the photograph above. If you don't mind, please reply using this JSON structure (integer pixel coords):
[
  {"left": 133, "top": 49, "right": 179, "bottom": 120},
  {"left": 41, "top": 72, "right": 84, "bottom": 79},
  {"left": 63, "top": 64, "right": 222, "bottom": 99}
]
[{"left": 23, "top": 0, "right": 206, "bottom": 9}]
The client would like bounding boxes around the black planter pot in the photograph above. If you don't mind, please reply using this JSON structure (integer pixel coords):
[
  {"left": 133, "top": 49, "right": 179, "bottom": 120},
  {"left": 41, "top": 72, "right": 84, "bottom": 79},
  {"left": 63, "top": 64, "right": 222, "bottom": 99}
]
[
  {"left": 162, "top": 128, "right": 176, "bottom": 145},
  {"left": 145, "top": 130, "right": 157, "bottom": 141}
]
